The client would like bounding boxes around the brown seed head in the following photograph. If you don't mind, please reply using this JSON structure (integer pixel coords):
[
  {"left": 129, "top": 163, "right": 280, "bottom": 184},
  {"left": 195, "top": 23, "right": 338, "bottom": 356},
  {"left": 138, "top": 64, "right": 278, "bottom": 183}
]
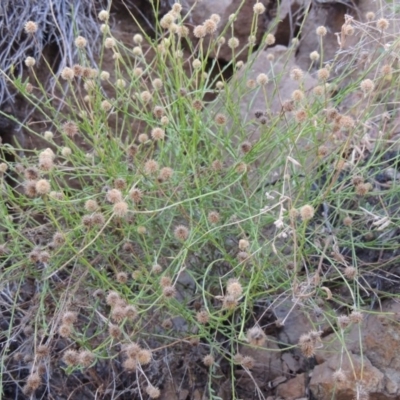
[
  {"left": 300, "top": 205, "right": 315, "bottom": 221},
  {"left": 24, "top": 21, "right": 38, "bottom": 34},
  {"left": 203, "top": 354, "right": 215, "bottom": 367},
  {"left": 106, "top": 291, "right": 121, "bottom": 307},
  {"left": 196, "top": 310, "right": 210, "bottom": 324},
  {"left": 215, "top": 113, "right": 227, "bottom": 126},
  {"left": 79, "top": 350, "right": 95, "bottom": 367},
  {"left": 36, "top": 345, "right": 50, "bottom": 359},
  {"left": 174, "top": 225, "right": 189, "bottom": 241},
  {"left": 222, "top": 294, "right": 238, "bottom": 310},
  {"left": 26, "top": 372, "right": 41, "bottom": 391},
  {"left": 162, "top": 285, "right": 177, "bottom": 298},
  {"left": 137, "top": 349, "right": 152, "bottom": 365},
  {"left": 246, "top": 326, "right": 267, "bottom": 346},
  {"left": 241, "top": 356, "right": 255, "bottom": 369},
  {"left": 144, "top": 159, "right": 159, "bottom": 174},
  {"left": 227, "top": 279, "right": 243, "bottom": 298},
  {"left": 337, "top": 315, "right": 350, "bottom": 330},
  {"left": 106, "top": 188, "right": 122, "bottom": 203},
  {"left": 108, "top": 324, "right": 122, "bottom": 339},
  {"left": 123, "top": 357, "right": 137, "bottom": 371},
  {"left": 207, "top": 211, "right": 220, "bottom": 224},
  {"left": 63, "top": 349, "right": 79, "bottom": 366},
  {"left": 159, "top": 167, "right": 173, "bottom": 181},
  {"left": 146, "top": 385, "right": 161, "bottom": 399},
  {"left": 344, "top": 266, "right": 356, "bottom": 279}
]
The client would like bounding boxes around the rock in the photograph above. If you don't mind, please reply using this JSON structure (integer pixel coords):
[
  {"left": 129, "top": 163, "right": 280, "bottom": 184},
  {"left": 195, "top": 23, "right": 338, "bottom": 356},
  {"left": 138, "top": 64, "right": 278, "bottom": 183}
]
[
  {"left": 276, "top": 373, "right": 306, "bottom": 400},
  {"left": 309, "top": 352, "right": 385, "bottom": 400},
  {"left": 184, "top": 0, "right": 270, "bottom": 62}
]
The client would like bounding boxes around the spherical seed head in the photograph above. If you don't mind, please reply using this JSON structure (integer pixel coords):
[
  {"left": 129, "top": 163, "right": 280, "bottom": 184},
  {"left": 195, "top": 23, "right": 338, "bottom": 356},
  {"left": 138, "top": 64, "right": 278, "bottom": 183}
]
[
  {"left": 108, "top": 324, "right": 121, "bottom": 339},
  {"left": 146, "top": 385, "right": 161, "bottom": 399},
  {"left": 365, "top": 11, "right": 375, "bottom": 21},
  {"left": 48, "top": 324, "right": 63, "bottom": 340},
  {"left": 290, "top": 68, "right": 304, "bottom": 81},
  {"left": 92, "top": 212, "right": 105, "bottom": 226},
  {"left": 241, "top": 356, "right": 255, "bottom": 369},
  {"left": 227, "top": 279, "right": 243, "bottom": 298},
  {"left": 377, "top": 18, "right": 389, "bottom": 31},
  {"left": 318, "top": 145, "right": 329, "bottom": 158},
  {"left": 337, "top": 315, "right": 350, "bottom": 329},
  {"left": 292, "top": 89, "right": 304, "bottom": 102},
  {"left": 151, "top": 127, "right": 165, "bottom": 141},
  {"left": 162, "top": 285, "right": 177, "bottom": 298},
  {"left": 211, "top": 160, "right": 223, "bottom": 171},
  {"left": 160, "top": 276, "right": 172, "bottom": 288},
  {"left": 35, "top": 179, "right": 50, "bottom": 195},
  {"left": 152, "top": 78, "right": 163, "bottom": 90},
  {"left": 61, "top": 147, "right": 72, "bottom": 157},
  {"left": 84, "top": 199, "right": 98, "bottom": 212},
  {"left": 138, "top": 133, "right": 148, "bottom": 144},
  {"left": 81, "top": 214, "right": 93, "bottom": 228},
  {"left": 204, "top": 19, "right": 217, "bottom": 35},
  {"left": 192, "top": 100, "right": 204, "bottom": 111},
  {"left": 63, "top": 349, "right": 79, "bottom": 366},
  {"left": 349, "top": 310, "right": 363, "bottom": 324},
  {"left": 355, "top": 182, "right": 372, "bottom": 196},
  {"left": 203, "top": 354, "right": 215, "bottom": 367},
  {"left": 298, "top": 333, "right": 315, "bottom": 357},
  {"left": 24, "top": 21, "right": 38, "bottom": 34},
  {"left": 100, "top": 100, "right": 112, "bottom": 112},
  {"left": 159, "top": 167, "right": 173, "bottom": 181},
  {"left": 207, "top": 211, "right": 220, "bottom": 224},
  {"left": 317, "top": 68, "right": 330, "bottom": 81},
  {"left": 106, "top": 188, "right": 122, "bottom": 204},
  {"left": 104, "top": 37, "right": 116, "bottom": 48},
  {"left": 253, "top": 2, "right": 266, "bottom": 14},
  {"left": 106, "top": 291, "right": 121, "bottom": 307},
  {"left": 360, "top": 78, "right": 375, "bottom": 94},
  {"left": 26, "top": 372, "right": 41, "bottom": 391},
  {"left": 144, "top": 159, "right": 159, "bottom": 174},
  {"left": 98, "top": 10, "right": 109, "bottom": 21},
  {"left": 29, "top": 248, "right": 40, "bottom": 262},
  {"left": 222, "top": 294, "right": 238, "bottom": 310},
  {"left": 36, "top": 344, "right": 50, "bottom": 359},
  {"left": 62, "top": 121, "right": 78, "bottom": 137},
  {"left": 39, "top": 251, "right": 50, "bottom": 263},
  {"left": 125, "top": 342, "right": 141, "bottom": 358},
  {"left": 193, "top": 25, "right": 206, "bottom": 38},
  {"left": 111, "top": 306, "right": 126, "bottom": 323},
  {"left": 24, "top": 167, "right": 39, "bottom": 180},
  {"left": 137, "top": 349, "right": 152, "bottom": 365},
  {"left": 129, "top": 188, "right": 143, "bottom": 203},
  {"left": 62, "top": 311, "right": 77, "bottom": 326},
  {"left": 343, "top": 216, "right": 353, "bottom": 227},
  {"left": 122, "top": 357, "right": 137, "bottom": 371},
  {"left": 151, "top": 264, "right": 162, "bottom": 274},
  {"left": 300, "top": 204, "right": 315, "bottom": 221},
  {"left": 174, "top": 225, "right": 189, "bottom": 241},
  {"left": 247, "top": 326, "right": 266, "bottom": 347},
  {"left": 344, "top": 266, "right": 356, "bottom": 279},
  {"left": 25, "top": 56, "right": 36, "bottom": 68},
  {"left": 124, "top": 305, "right": 138, "bottom": 321},
  {"left": 133, "top": 33, "right": 143, "bottom": 44},
  {"left": 74, "top": 36, "right": 87, "bottom": 48},
  {"left": 310, "top": 51, "right": 320, "bottom": 61},
  {"left": 113, "top": 201, "right": 128, "bottom": 217},
  {"left": 332, "top": 369, "right": 347, "bottom": 384},
  {"left": 153, "top": 106, "right": 165, "bottom": 118},
  {"left": 79, "top": 350, "right": 95, "bottom": 367},
  {"left": 43, "top": 131, "right": 53, "bottom": 140},
  {"left": 214, "top": 113, "right": 227, "bottom": 126},
  {"left": 196, "top": 310, "right": 210, "bottom": 324},
  {"left": 60, "top": 67, "right": 74, "bottom": 80},
  {"left": 256, "top": 73, "right": 269, "bottom": 86},
  {"left": 316, "top": 25, "right": 327, "bottom": 36},
  {"left": 38, "top": 157, "right": 54, "bottom": 171},
  {"left": 228, "top": 37, "right": 240, "bottom": 49}
]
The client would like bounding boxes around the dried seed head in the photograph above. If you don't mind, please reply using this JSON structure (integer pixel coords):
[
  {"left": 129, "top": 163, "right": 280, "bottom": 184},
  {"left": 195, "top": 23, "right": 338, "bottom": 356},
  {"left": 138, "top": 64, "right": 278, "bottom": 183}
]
[
  {"left": 138, "top": 133, "right": 148, "bottom": 143},
  {"left": 75, "top": 36, "right": 87, "bottom": 48},
  {"left": 256, "top": 73, "right": 269, "bottom": 85},
  {"left": 84, "top": 199, "right": 98, "bottom": 212},
  {"left": 162, "top": 285, "right": 177, "bottom": 298},
  {"left": 123, "top": 357, "right": 137, "bottom": 371},
  {"left": 349, "top": 310, "right": 363, "bottom": 324},
  {"left": 342, "top": 24, "right": 354, "bottom": 36},
  {"left": 35, "top": 179, "right": 51, "bottom": 195},
  {"left": 151, "top": 264, "right": 163, "bottom": 274},
  {"left": 246, "top": 326, "right": 267, "bottom": 346},
  {"left": 104, "top": 37, "right": 116, "bottom": 48},
  {"left": 344, "top": 266, "right": 356, "bottom": 279},
  {"left": 26, "top": 372, "right": 41, "bottom": 391},
  {"left": 24, "top": 21, "right": 38, "bottom": 34},
  {"left": 298, "top": 333, "right": 315, "bottom": 358},
  {"left": 355, "top": 182, "right": 372, "bottom": 196},
  {"left": 343, "top": 216, "right": 353, "bottom": 227},
  {"left": 253, "top": 2, "right": 266, "bottom": 14},
  {"left": 366, "top": 11, "right": 375, "bottom": 21},
  {"left": 25, "top": 57, "right": 36, "bottom": 68},
  {"left": 202, "top": 354, "right": 215, "bottom": 368},
  {"left": 377, "top": 18, "right": 389, "bottom": 31},
  {"left": 290, "top": 68, "right": 304, "bottom": 81},
  {"left": 227, "top": 279, "right": 243, "bottom": 299},
  {"left": 207, "top": 211, "right": 220, "bottom": 224},
  {"left": 113, "top": 201, "right": 128, "bottom": 217},
  {"left": 108, "top": 324, "right": 122, "bottom": 339},
  {"left": 316, "top": 26, "right": 327, "bottom": 36},
  {"left": 146, "top": 385, "right": 161, "bottom": 399},
  {"left": 295, "top": 109, "right": 307, "bottom": 122},
  {"left": 241, "top": 356, "right": 255, "bottom": 369},
  {"left": 246, "top": 79, "right": 256, "bottom": 89},
  {"left": 332, "top": 369, "right": 347, "bottom": 384},
  {"left": 265, "top": 33, "right": 276, "bottom": 45},
  {"left": 106, "top": 188, "right": 122, "bottom": 204},
  {"left": 124, "top": 305, "right": 138, "bottom": 321},
  {"left": 116, "top": 271, "right": 128, "bottom": 284},
  {"left": 98, "top": 10, "right": 109, "bottom": 21},
  {"left": 211, "top": 160, "right": 223, "bottom": 171},
  {"left": 203, "top": 19, "right": 217, "bottom": 35},
  {"left": 160, "top": 276, "right": 172, "bottom": 288},
  {"left": 159, "top": 167, "right": 173, "bottom": 181},
  {"left": 196, "top": 310, "right": 210, "bottom": 324},
  {"left": 300, "top": 204, "right": 315, "bottom": 221},
  {"left": 92, "top": 212, "right": 105, "bottom": 226},
  {"left": 317, "top": 68, "right": 330, "bottom": 81},
  {"left": 61, "top": 67, "right": 74, "bottom": 80},
  {"left": 337, "top": 315, "right": 350, "bottom": 330},
  {"left": 63, "top": 349, "right": 79, "bottom": 366},
  {"left": 106, "top": 291, "right": 121, "bottom": 307},
  {"left": 174, "top": 225, "right": 189, "bottom": 241},
  {"left": 137, "top": 349, "right": 152, "bottom": 365},
  {"left": 125, "top": 342, "right": 141, "bottom": 358},
  {"left": 129, "top": 188, "right": 143, "bottom": 203},
  {"left": 310, "top": 51, "right": 320, "bottom": 61},
  {"left": 62, "top": 311, "right": 77, "bottom": 326},
  {"left": 214, "top": 113, "right": 227, "bottom": 125},
  {"left": 151, "top": 127, "right": 165, "bottom": 141},
  {"left": 36, "top": 344, "right": 50, "bottom": 359},
  {"left": 292, "top": 89, "right": 304, "bottom": 102},
  {"left": 144, "top": 159, "right": 159, "bottom": 174},
  {"left": 228, "top": 37, "right": 239, "bottom": 49},
  {"left": 58, "top": 325, "right": 72, "bottom": 338},
  {"left": 193, "top": 25, "right": 206, "bottom": 38},
  {"left": 222, "top": 294, "right": 238, "bottom": 310},
  {"left": 62, "top": 121, "right": 78, "bottom": 137},
  {"left": 79, "top": 350, "right": 95, "bottom": 367},
  {"left": 39, "top": 251, "right": 50, "bottom": 263},
  {"left": 360, "top": 78, "right": 375, "bottom": 94},
  {"left": 24, "top": 167, "right": 39, "bottom": 180},
  {"left": 111, "top": 306, "right": 126, "bottom": 323}
]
